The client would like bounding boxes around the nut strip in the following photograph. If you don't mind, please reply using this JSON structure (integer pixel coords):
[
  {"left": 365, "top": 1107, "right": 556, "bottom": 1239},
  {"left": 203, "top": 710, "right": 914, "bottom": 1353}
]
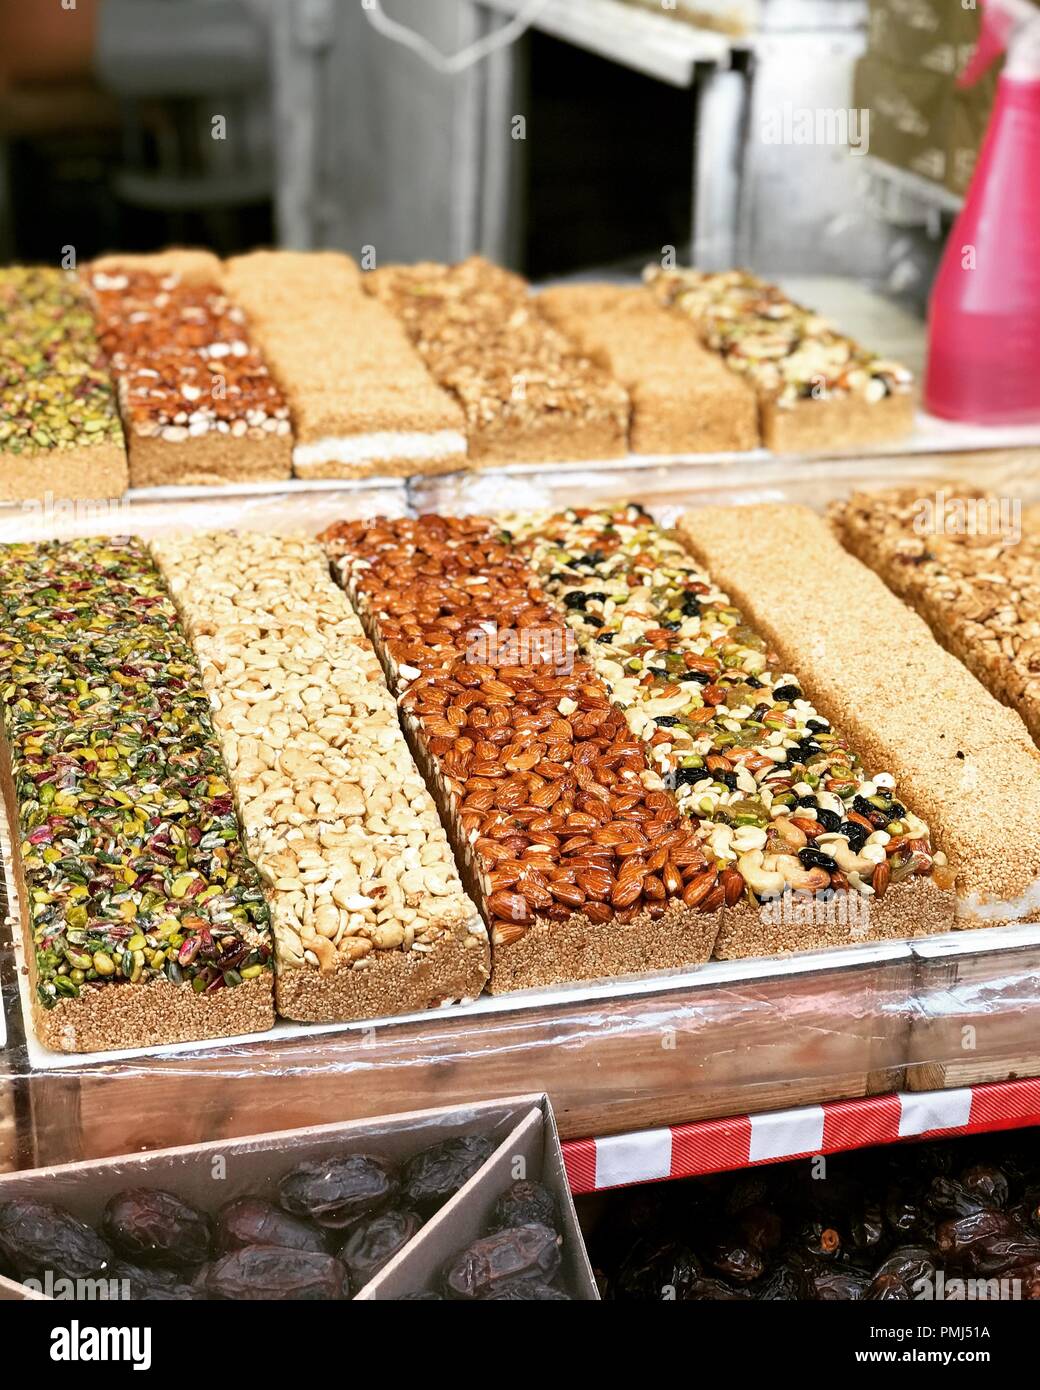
[
  {"left": 832, "top": 486, "right": 1040, "bottom": 749},
  {"left": 87, "top": 266, "right": 292, "bottom": 485},
  {"left": 0, "top": 537, "right": 274, "bottom": 1049},
  {"left": 507, "top": 505, "right": 954, "bottom": 949},
  {"left": 150, "top": 532, "right": 489, "bottom": 1023},
  {"left": 0, "top": 268, "right": 127, "bottom": 499},
  {"left": 321, "top": 515, "right": 723, "bottom": 993},
  {"left": 364, "top": 257, "right": 630, "bottom": 466}
]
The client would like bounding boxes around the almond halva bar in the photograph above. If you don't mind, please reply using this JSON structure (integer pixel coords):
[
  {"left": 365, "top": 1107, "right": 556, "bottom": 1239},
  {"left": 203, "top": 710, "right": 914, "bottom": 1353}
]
[
  {"left": 678, "top": 503, "right": 1040, "bottom": 927},
  {"left": 831, "top": 485, "right": 1040, "bottom": 750},
  {"left": 0, "top": 536, "right": 274, "bottom": 1052},
  {"left": 537, "top": 284, "right": 758, "bottom": 455},
  {"left": 87, "top": 261, "right": 292, "bottom": 488},
  {"left": 0, "top": 267, "right": 128, "bottom": 503},
  {"left": 508, "top": 504, "right": 954, "bottom": 956},
  {"left": 365, "top": 257, "right": 630, "bottom": 467},
  {"left": 321, "top": 514, "right": 722, "bottom": 992},
  {"left": 645, "top": 266, "right": 914, "bottom": 454},
  {"left": 221, "top": 250, "right": 467, "bottom": 479},
  {"left": 150, "top": 531, "right": 489, "bottom": 1022}
]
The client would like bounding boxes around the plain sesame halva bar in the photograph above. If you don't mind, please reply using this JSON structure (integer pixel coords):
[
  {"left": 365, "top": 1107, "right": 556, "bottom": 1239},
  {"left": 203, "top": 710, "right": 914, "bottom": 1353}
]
[
  {"left": 321, "top": 514, "right": 723, "bottom": 992},
  {"left": 150, "top": 531, "right": 490, "bottom": 1022},
  {"left": 0, "top": 537, "right": 275, "bottom": 1053},
  {"left": 365, "top": 258, "right": 630, "bottom": 467},
  {"left": 87, "top": 257, "right": 292, "bottom": 488},
  {"left": 645, "top": 266, "right": 914, "bottom": 454},
  {"left": 678, "top": 503, "right": 1040, "bottom": 927},
  {"left": 221, "top": 250, "right": 468, "bottom": 480},
  {"left": 0, "top": 267, "right": 128, "bottom": 503},
  {"left": 831, "top": 485, "right": 1040, "bottom": 751},
  {"left": 508, "top": 504, "right": 955, "bottom": 956},
  {"left": 536, "top": 284, "right": 759, "bottom": 455}
]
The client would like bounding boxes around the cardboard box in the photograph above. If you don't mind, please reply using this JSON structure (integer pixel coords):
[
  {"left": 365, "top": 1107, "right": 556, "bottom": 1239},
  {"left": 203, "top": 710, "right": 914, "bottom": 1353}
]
[
  {"left": 854, "top": 53, "right": 949, "bottom": 183},
  {"left": 867, "top": 0, "right": 979, "bottom": 76},
  {"left": 946, "top": 74, "right": 999, "bottom": 197},
  {"left": 0, "top": 1094, "right": 598, "bottom": 1301}
]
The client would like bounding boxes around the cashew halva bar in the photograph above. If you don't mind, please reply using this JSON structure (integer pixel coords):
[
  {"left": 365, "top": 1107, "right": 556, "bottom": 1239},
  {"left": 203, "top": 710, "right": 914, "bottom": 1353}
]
[
  {"left": 831, "top": 486, "right": 1040, "bottom": 750},
  {"left": 0, "top": 536, "right": 275, "bottom": 1052},
  {"left": 645, "top": 266, "right": 914, "bottom": 454},
  {"left": 365, "top": 257, "right": 630, "bottom": 467},
  {"left": 87, "top": 257, "right": 292, "bottom": 488},
  {"left": 0, "top": 267, "right": 128, "bottom": 503},
  {"left": 537, "top": 284, "right": 758, "bottom": 455},
  {"left": 321, "top": 514, "right": 723, "bottom": 993},
  {"left": 678, "top": 503, "right": 1040, "bottom": 927},
  {"left": 222, "top": 250, "right": 467, "bottom": 480},
  {"left": 150, "top": 531, "right": 490, "bottom": 1022},
  {"left": 508, "top": 505, "right": 954, "bottom": 956}
]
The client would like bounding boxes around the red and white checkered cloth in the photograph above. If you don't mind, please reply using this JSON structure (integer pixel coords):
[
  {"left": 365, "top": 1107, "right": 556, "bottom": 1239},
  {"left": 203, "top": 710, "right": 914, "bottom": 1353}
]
[{"left": 562, "top": 1078, "right": 1040, "bottom": 1194}]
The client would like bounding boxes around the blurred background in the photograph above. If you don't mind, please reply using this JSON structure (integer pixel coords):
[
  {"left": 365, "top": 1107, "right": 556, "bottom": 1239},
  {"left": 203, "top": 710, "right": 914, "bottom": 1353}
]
[{"left": 0, "top": 0, "right": 1006, "bottom": 316}]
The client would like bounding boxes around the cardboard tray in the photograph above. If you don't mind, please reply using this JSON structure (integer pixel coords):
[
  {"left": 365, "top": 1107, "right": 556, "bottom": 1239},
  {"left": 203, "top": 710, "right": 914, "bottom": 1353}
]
[{"left": 0, "top": 1093, "right": 597, "bottom": 1301}]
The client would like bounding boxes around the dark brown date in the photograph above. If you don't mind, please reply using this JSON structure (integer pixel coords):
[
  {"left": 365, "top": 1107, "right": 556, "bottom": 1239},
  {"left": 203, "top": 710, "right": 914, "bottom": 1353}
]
[
  {"left": 339, "top": 1208, "right": 422, "bottom": 1290},
  {"left": 706, "top": 1238, "right": 764, "bottom": 1284},
  {"left": 482, "top": 1279, "right": 570, "bottom": 1300},
  {"left": 401, "top": 1135, "right": 496, "bottom": 1216},
  {"left": 443, "top": 1223, "right": 561, "bottom": 1299},
  {"left": 111, "top": 1261, "right": 201, "bottom": 1301},
  {"left": 959, "top": 1163, "right": 1010, "bottom": 1211},
  {"left": 754, "top": 1263, "right": 803, "bottom": 1300},
  {"left": 685, "top": 1277, "right": 752, "bottom": 1300},
  {"left": 737, "top": 1205, "right": 782, "bottom": 1256},
  {"left": 935, "top": 1210, "right": 1019, "bottom": 1257},
  {"left": 962, "top": 1233, "right": 1040, "bottom": 1277},
  {"left": 926, "top": 1177, "right": 990, "bottom": 1219},
  {"left": 278, "top": 1154, "right": 398, "bottom": 1230},
  {"left": 873, "top": 1245, "right": 937, "bottom": 1290},
  {"left": 614, "top": 1239, "right": 701, "bottom": 1301},
  {"left": 197, "top": 1245, "right": 348, "bottom": 1300},
  {"left": 864, "top": 1274, "right": 911, "bottom": 1301},
  {"left": 808, "top": 1267, "right": 872, "bottom": 1301},
  {"left": 0, "top": 1200, "right": 112, "bottom": 1281},
  {"left": 216, "top": 1198, "right": 327, "bottom": 1256},
  {"left": 102, "top": 1190, "right": 211, "bottom": 1268},
  {"left": 490, "top": 1180, "right": 560, "bottom": 1235}
]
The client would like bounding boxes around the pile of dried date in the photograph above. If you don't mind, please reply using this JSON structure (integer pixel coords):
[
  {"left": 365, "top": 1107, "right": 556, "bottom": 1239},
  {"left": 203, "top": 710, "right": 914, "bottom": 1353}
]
[
  {"left": 0, "top": 1134, "right": 496, "bottom": 1300},
  {"left": 585, "top": 1129, "right": 1040, "bottom": 1300}
]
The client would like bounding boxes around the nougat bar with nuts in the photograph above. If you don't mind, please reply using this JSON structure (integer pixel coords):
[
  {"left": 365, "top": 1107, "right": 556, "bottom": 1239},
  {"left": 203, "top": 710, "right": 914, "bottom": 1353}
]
[
  {"left": 537, "top": 285, "right": 758, "bottom": 455},
  {"left": 645, "top": 266, "right": 914, "bottom": 454},
  {"left": 678, "top": 503, "right": 1040, "bottom": 928},
  {"left": 222, "top": 250, "right": 467, "bottom": 479},
  {"left": 0, "top": 268, "right": 128, "bottom": 503},
  {"left": 831, "top": 486, "right": 1040, "bottom": 750},
  {"left": 87, "top": 258, "right": 292, "bottom": 488},
  {"left": 0, "top": 537, "right": 274, "bottom": 1053},
  {"left": 508, "top": 504, "right": 955, "bottom": 957},
  {"left": 365, "top": 258, "right": 630, "bottom": 467},
  {"left": 321, "top": 514, "right": 722, "bottom": 993},
  {"left": 150, "top": 531, "right": 489, "bottom": 1022}
]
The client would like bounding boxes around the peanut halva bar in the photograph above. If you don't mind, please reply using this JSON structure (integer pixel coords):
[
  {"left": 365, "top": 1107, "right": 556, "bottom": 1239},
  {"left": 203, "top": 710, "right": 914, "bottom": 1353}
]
[
  {"left": 507, "top": 504, "right": 954, "bottom": 956},
  {"left": 0, "top": 267, "right": 128, "bottom": 503},
  {"left": 645, "top": 266, "right": 914, "bottom": 454},
  {"left": 150, "top": 531, "right": 489, "bottom": 1022},
  {"left": 536, "top": 284, "right": 759, "bottom": 455},
  {"left": 365, "top": 257, "right": 630, "bottom": 467},
  {"left": 321, "top": 514, "right": 722, "bottom": 993},
  {"left": 222, "top": 250, "right": 467, "bottom": 480},
  {"left": 831, "top": 486, "right": 1040, "bottom": 750},
  {"left": 677, "top": 503, "right": 1040, "bottom": 927},
  {"left": 87, "top": 260, "right": 292, "bottom": 488},
  {"left": 0, "top": 537, "right": 274, "bottom": 1053}
]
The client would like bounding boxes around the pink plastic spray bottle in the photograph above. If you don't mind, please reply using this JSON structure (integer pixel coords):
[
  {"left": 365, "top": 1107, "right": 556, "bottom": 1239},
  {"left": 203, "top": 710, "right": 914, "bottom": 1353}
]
[{"left": 924, "top": 0, "right": 1040, "bottom": 423}]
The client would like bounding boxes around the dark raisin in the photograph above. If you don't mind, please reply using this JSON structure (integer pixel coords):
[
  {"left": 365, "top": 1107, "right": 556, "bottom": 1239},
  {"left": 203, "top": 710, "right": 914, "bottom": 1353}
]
[
  {"left": 443, "top": 1223, "right": 562, "bottom": 1300},
  {"left": 489, "top": 1181, "right": 560, "bottom": 1235},
  {"left": 713, "top": 771, "right": 738, "bottom": 791},
  {"left": 795, "top": 797, "right": 818, "bottom": 813},
  {"left": 583, "top": 613, "right": 603, "bottom": 628},
  {"left": 675, "top": 767, "right": 704, "bottom": 787},
  {"left": 0, "top": 1201, "right": 112, "bottom": 1281},
  {"left": 215, "top": 1198, "right": 328, "bottom": 1256},
  {"left": 338, "top": 1208, "right": 423, "bottom": 1290},
  {"left": 888, "top": 801, "right": 907, "bottom": 820},
  {"left": 279, "top": 1154, "right": 399, "bottom": 1229},
  {"left": 563, "top": 592, "right": 587, "bottom": 609},
  {"left": 662, "top": 620, "right": 681, "bottom": 631},
  {"left": 655, "top": 716, "right": 680, "bottom": 727},
  {"left": 585, "top": 591, "right": 607, "bottom": 604},
  {"left": 681, "top": 596, "right": 701, "bottom": 616},
  {"left": 101, "top": 1190, "right": 210, "bottom": 1269},
  {"left": 745, "top": 677, "right": 765, "bottom": 689},
  {"left": 595, "top": 633, "right": 614, "bottom": 644},
  {"left": 853, "top": 796, "right": 888, "bottom": 827},
  {"left": 401, "top": 1135, "right": 496, "bottom": 1217},
  {"left": 807, "top": 718, "right": 830, "bottom": 732},
  {"left": 814, "top": 808, "right": 841, "bottom": 834},
  {"left": 799, "top": 847, "right": 837, "bottom": 872},
  {"left": 772, "top": 684, "right": 801, "bottom": 702},
  {"left": 843, "top": 822, "right": 868, "bottom": 852},
  {"left": 198, "top": 1245, "right": 348, "bottom": 1300},
  {"left": 679, "top": 670, "right": 711, "bottom": 684}
]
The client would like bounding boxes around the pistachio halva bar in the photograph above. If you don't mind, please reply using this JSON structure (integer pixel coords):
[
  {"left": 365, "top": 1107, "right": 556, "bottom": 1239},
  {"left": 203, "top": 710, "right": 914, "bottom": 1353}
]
[
  {"left": 222, "top": 250, "right": 467, "bottom": 480},
  {"left": 150, "top": 531, "right": 490, "bottom": 1022},
  {"left": 87, "top": 256, "right": 292, "bottom": 488},
  {"left": 508, "top": 505, "right": 954, "bottom": 956},
  {"left": 0, "top": 267, "right": 128, "bottom": 503},
  {"left": 0, "top": 537, "right": 275, "bottom": 1052},
  {"left": 645, "top": 266, "right": 914, "bottom": 454},
  {"left": 831, "top": 486, "right": 1040, "bottom": 749},
  {"left": 678, "top": 503, "right": 1040, "bottom": 927},
  {"left": 365, "top": 257, "right": 630, "bottom": 467},
  {"left": 320, "top": 514, "right": 723, "bottom": 992},
  {"left": 536, "top": 284, "right": 758, "bottom": 455}
]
